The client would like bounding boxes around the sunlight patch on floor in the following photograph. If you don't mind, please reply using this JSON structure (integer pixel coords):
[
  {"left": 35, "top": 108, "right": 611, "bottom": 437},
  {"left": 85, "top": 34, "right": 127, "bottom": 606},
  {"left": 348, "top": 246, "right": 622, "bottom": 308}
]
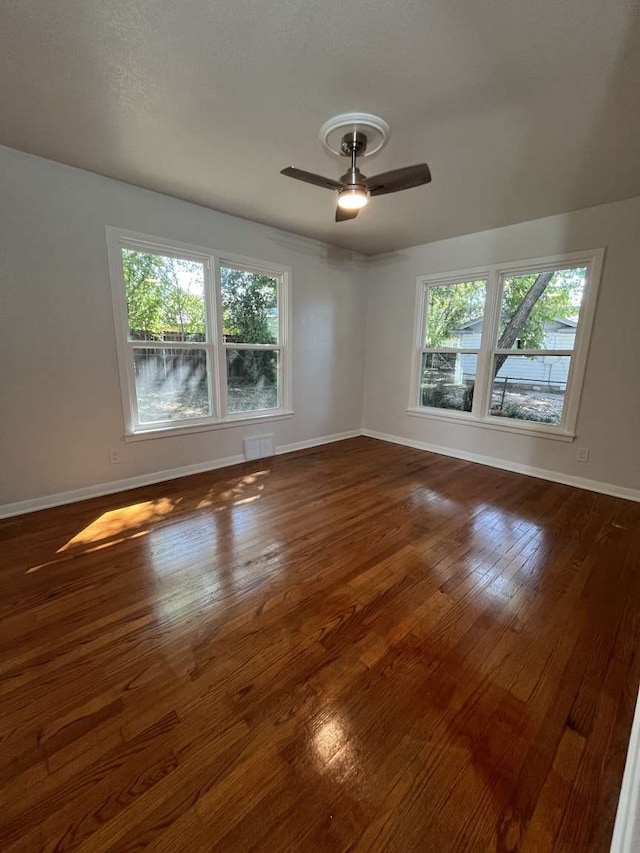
[
  {"left": 195, "top": 470, "right": 269, "bottom": 510},
  {"left": 56, "top": 498, "right": 175, "bottom": 553},
  {"left": 26, "top": 530, "right": 149, "bottom": 573},
  {"left": 24, "top": 470, "right": 272, "bottom": 575}
]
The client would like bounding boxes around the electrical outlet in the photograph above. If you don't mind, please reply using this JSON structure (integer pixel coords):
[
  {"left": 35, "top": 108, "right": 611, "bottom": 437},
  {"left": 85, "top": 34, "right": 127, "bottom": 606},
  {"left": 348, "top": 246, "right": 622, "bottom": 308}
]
[
  {"left": 109, "top": 449, "right": 121, "bottom": 464},
  {"left": 577, "top": 447, "right": 590, "bottom": 463}
]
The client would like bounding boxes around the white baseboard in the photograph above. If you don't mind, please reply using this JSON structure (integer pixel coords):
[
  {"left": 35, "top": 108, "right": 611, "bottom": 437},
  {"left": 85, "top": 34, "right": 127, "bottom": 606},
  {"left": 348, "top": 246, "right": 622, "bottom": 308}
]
[
  {"left": 0, "top": 453, "right": 244, "bottom": 520},
  {"left": 2, "top": 426, "right": 637, "bottom": 519},
  {"left": 276, "top": 429, "right": 361, "bottom": 455},
  {"left": 611, "top": 687, "right": 640, "bottom": 853},
  {"left": 0, "top": 429, "right": 361, "bottom": 520},
  {"left": 361, "top": 428, "right": 640, "bottom": 503}
]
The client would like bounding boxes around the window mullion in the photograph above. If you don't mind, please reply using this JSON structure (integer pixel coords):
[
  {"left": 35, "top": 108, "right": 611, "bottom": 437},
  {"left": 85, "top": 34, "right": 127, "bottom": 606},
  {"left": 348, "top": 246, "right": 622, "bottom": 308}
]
[
  {"left": 203, "top": 256, "right": 220, "bottom": 421},
  {"left": 472, "top": 267, "right": 501, "bottom": 418},
  {"left": 212, "top": 254, "right": 228, "bottom": 420}
]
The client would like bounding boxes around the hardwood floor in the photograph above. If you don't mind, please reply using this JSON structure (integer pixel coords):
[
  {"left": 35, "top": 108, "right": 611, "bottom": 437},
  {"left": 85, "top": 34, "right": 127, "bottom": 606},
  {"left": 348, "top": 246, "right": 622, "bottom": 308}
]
[{"left": 1, "top": 436, "right": 639, "bottom": 852}]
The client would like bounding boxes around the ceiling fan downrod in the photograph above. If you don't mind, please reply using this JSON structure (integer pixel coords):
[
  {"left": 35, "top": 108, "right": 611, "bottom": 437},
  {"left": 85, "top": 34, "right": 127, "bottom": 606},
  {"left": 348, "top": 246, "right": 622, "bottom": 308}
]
[{"left": 340, "top": 131, "right": 368, "bottom": 185}]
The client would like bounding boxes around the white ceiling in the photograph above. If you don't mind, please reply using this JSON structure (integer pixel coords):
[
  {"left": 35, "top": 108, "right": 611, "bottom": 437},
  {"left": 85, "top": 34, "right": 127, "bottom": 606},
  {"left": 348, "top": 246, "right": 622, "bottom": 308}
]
[{"left": 1, "top": 0, "right": 639, "bottom": 255}]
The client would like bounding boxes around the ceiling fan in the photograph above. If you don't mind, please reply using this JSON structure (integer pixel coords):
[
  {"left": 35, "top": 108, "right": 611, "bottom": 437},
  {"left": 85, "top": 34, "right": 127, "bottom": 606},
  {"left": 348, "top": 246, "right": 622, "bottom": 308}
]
[{"left": 281, "top": 115, "right": 431, "bottom": 222}]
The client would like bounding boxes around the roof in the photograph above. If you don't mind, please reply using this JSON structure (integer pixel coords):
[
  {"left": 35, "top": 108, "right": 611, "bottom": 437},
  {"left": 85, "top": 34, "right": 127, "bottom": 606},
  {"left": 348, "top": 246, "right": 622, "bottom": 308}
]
[{"left": 453, "top": 316, "right": 578, "bottom": 332}]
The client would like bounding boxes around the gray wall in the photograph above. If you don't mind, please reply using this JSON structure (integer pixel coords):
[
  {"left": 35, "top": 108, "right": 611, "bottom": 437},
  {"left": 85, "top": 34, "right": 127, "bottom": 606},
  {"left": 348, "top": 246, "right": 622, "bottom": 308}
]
[
  {"left": 0, "top": 146, "right": 366, "bottom": 507},
  {"left": 362, "top": 196, "right": 640, "bottom": 492}
]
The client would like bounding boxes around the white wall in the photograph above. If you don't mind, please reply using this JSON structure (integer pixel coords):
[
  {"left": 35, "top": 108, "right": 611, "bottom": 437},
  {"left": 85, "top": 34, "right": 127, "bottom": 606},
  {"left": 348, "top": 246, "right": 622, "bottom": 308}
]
[
  {"left": 0, "top": 146, "right": 366, "bottom": 508},
  {"left": 362, "top": 197, "right": 640, "bottom": 493}
]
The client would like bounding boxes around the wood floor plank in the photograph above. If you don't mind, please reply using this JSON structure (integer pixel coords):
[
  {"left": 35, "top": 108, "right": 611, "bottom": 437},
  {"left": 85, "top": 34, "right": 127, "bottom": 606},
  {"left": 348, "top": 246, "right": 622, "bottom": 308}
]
[{"left": 1, "top": 436, "right": 638, "bottom": 851}]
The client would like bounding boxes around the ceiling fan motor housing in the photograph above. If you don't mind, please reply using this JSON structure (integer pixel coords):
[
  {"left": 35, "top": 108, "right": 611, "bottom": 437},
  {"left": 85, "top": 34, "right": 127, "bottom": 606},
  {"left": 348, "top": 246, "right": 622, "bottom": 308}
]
[{"left": 340, "top": 131, "right": 368, "bottom": 157}]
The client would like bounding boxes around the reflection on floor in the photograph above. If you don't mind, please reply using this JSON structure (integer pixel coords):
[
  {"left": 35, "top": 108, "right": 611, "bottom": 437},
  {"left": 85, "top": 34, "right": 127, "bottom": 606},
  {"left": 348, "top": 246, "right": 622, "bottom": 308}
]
[{"left": 1, "top": 436, "right": 638, "bottom": 851}]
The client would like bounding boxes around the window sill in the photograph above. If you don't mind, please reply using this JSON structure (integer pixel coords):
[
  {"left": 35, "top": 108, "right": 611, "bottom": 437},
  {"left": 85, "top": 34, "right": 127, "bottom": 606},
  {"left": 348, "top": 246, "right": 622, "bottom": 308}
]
[
  {"left": 124, "top": 410, "right": 295, "bottom": 442},
  {"left": 405, "top": 407, "right": 575, "bottom": 442}
]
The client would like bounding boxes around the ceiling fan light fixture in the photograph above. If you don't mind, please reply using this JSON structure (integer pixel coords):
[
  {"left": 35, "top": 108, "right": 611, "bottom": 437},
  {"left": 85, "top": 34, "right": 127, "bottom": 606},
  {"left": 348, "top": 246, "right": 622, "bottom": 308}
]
[
  {"left": 281, "top": 118, "right": 431, "bottom": 222},
  {"left": 337, "top": 187, "right": 369, "bottom": 210}
]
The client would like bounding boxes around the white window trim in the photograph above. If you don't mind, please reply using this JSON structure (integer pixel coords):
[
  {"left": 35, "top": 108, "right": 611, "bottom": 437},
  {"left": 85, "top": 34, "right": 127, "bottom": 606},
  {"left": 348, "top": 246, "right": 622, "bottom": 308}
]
[
  {"left": 106, "top": 227, "right": 293, "bottom": 440},
  {"left": 407, "top": 248, "right": 605, "bottom": 442}
]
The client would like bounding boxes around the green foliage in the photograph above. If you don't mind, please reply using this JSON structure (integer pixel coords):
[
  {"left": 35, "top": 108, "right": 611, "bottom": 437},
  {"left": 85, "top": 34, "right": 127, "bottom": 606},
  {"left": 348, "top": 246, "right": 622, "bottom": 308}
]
[
  {"left": 499, "top": 268, "right": 584, "bottom": 349},
  {"left": 220, "top": 268, "right": 277, "bottom": 345},
  {"left": 122, "top": 250, "right": 206, "bottom": 340},
  {"left": 122, "top": 250, "right": 165, "bottom": 337},
  {"left": 426, "top": 280, "right": 486, "bottom": 346},
  {"left": 162, "top": 282, "right": 205, "bottom": 338},
  {"left": 122, "top": 253, "right": 279, "bottom": 345},
  {"left": 220, "top": 268, "right": 278, "bottom": 389}
]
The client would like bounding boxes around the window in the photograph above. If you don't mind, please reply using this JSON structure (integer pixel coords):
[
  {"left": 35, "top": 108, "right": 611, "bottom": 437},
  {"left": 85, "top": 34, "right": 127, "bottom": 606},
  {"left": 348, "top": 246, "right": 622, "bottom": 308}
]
[
  {"left": 107, "top": 229, "right": 291, "bottom": 438},
  {"left": 221, "top": 265, "right": 281, "bottom": 414},
  {"left": 420, "top": 279, "right": 486, "bottom": 412},
  {"left": 409, "top": 250, "right": 604, "bottom": 439}
]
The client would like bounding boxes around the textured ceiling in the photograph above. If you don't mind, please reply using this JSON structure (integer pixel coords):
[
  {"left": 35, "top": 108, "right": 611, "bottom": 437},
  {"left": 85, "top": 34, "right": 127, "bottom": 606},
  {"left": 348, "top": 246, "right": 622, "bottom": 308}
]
[{"left": 1, "top": 0, "right": 639, "bottom": 255}]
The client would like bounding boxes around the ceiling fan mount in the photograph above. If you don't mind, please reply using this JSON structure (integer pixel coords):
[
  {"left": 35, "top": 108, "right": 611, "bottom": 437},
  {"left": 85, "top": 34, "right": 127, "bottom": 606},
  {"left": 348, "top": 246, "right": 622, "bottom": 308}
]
[
  {"left": 339, "top": 130, "right": 368, "bottom": 158},
  {"left": 319, "top": 112, "right": 390, "bottom": 158},
  {"left": 281, "top": 113, "right": 431, "bottom": 223}
]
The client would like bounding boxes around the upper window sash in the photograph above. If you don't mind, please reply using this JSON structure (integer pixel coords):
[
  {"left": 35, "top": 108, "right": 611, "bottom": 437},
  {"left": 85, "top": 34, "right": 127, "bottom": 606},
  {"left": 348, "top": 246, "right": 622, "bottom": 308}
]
[
  {"left": 492, "top": 262, "right": 593, "bottom": 353},
  {"left": 422, "top": 278, "right": 488, "bottom": 349},
  {"left": 217, "top": 261, "right": 284, "bottom": 350},
  {"left": 117, "top": 242, "right": 214, "bottom": 339}
]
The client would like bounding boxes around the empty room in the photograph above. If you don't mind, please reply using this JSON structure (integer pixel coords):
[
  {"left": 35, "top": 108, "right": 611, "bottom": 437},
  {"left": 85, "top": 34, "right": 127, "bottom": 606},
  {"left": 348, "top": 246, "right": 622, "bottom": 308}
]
[{"left": 1, "top": 1, "right": 639, "bottom": 850}]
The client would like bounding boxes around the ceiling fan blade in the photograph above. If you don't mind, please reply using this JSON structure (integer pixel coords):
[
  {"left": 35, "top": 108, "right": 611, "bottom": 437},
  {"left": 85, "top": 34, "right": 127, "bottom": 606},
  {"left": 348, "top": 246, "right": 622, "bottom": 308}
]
[
  {"left": 364, "top": 164, "right": 431, "bottom": 196},
  {"left": 335, "top": 206, "right": 359, "bottom": 222},
  {"left": 281, "top": 167, "right": 344, "bottom": 191}
]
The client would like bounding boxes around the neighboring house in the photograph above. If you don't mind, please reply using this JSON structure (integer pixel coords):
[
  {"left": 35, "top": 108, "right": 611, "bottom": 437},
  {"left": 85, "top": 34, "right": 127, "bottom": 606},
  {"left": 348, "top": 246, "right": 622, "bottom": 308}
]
[{"left": 453, "top": 317, "right": 577, "bottom": 389}]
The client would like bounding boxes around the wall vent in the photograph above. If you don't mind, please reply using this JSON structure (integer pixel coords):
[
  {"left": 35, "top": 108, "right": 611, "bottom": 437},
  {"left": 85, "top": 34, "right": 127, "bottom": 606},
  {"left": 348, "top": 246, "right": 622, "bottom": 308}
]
[{"left": 243, "top": 434, "right": 275, "bottom": 461}]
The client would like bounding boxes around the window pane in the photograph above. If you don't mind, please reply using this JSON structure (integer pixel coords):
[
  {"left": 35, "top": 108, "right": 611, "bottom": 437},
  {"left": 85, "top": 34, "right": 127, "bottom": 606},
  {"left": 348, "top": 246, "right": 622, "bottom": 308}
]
[
  {"left": 498, "top": 267, "right": 587, "bottom": 351},
  {"left": 226, "top": 349, "right": 279, "bottom": 413},
  {"left": 220, "top": 267, "right": 279, "bottom": 345},
  {"left": 489, "top": 354, "right": 571, "bottom": 424},
  {"left": 122, "top": 249, "right": 207, "bottom": 342},
  {"left": 133, "top": 348, "right": 210, "bottom": 424},
  {"left": 425, "top": 280, "right": 486, "bottom": 347},
  {"left": 420, "top": 353, "right": 477, "bottom": 412}
]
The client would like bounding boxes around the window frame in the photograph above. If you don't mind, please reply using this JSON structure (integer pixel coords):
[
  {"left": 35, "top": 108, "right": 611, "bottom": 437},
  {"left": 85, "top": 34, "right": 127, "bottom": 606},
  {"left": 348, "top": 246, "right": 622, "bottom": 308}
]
[
  {"left": 408, "top": 248, "right": 605, "bottom": 441},
  {"left": 106, "top": 227, "right": 292, "bottom": 440}
]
